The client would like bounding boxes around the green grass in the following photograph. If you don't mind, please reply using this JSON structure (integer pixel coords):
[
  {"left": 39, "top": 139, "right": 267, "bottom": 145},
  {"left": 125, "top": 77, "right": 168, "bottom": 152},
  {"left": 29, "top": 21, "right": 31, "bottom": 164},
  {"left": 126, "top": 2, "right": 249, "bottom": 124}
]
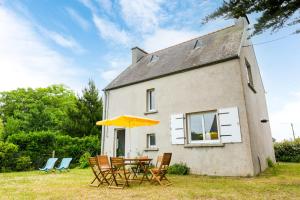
[{"left": 0, "top": 163, "right": 299, "bottom": 200}]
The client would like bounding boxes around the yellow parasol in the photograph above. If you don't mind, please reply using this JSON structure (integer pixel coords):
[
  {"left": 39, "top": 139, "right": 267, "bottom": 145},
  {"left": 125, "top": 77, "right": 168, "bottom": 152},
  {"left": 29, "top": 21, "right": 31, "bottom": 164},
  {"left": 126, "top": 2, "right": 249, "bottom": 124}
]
[
  {"left": 96, "top": 115, "right": 159, "bottom": 127},
  {"left": 96, "top": 115, "right": 160, "bottom": 156}
]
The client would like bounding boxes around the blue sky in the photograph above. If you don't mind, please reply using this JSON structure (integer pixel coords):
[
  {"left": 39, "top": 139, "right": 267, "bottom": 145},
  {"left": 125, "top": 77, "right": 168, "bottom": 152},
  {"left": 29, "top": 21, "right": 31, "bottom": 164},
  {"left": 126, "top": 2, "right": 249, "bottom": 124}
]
[{"left": 0, "top": 0, "right": 299, "bottom": 141}]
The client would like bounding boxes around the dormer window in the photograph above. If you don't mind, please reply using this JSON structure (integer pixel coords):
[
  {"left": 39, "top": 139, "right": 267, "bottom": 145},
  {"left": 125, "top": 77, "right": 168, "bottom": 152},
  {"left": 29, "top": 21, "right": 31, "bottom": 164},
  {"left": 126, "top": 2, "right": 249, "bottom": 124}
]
[
  {"left": 194, "top": 40, "right": 202, "bottom": 49},
  {"left": 150, "top": 55, "right": 159, "bottom": 63}
]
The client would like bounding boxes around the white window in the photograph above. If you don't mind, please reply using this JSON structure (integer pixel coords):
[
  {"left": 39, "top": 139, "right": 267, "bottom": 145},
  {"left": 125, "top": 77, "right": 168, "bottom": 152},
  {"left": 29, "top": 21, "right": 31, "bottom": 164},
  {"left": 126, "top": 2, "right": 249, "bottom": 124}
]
[
  {"left": 146, "top": 89, "right": 155, "bottom": 112},
  {"left": 150, "top": 55, "right": 159, "bottom": 63},
  {"left": 193, "top": 39, "right": 202, "bottom": 49},
  {"left": 187, "top": 111, "right": 219, "bottom": 144},
  {"left": 147, "top": 133, "right": 156, "bottom": 148},
  {"left": 245, "top": 59, "right": 254, "bottom": 88}
]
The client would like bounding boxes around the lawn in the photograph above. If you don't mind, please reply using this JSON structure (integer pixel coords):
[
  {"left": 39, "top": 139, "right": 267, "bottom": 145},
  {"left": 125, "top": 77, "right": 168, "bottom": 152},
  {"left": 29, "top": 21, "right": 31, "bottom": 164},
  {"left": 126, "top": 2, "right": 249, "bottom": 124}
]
[{"left": 0, "top": 163, "right": 299, "bottom": 200}]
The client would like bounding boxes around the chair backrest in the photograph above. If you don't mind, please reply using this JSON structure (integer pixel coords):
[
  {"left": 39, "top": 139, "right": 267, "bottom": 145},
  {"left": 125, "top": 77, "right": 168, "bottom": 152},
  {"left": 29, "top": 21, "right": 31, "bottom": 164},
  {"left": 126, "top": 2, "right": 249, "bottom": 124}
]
[
  {"left": 96, "top": 155, "right": 110, "bottom": 170},
  {"left": 60, "top": 158, "right": 72, "bottom": 168},
  {"left": 110, "top": 157, "right": 125, "bottom": 169},
  {"left": 156, "top": 156, "right": 163, "bottom": 168},
  {"left": 45, "top": 158, "right": 58, "bottom": 169},
  {"left": 89, "top": 157, "right": 98, "bottom": 168},
  {"left": 158, "top": 153, "right": 172, "bottom": 171}
]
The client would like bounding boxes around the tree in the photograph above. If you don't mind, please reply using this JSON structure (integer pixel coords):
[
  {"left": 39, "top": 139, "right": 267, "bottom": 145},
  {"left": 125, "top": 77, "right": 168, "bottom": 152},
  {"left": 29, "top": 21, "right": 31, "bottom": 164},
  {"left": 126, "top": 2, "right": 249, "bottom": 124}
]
[
  {"left": 204, "top": 0, "right": 300, "bottom": 36},
  {"left": 0, "top": 118, "right": 4, "bottom": 141},
  {"left": 0, "top": 85, "right": 76, "bottom": 139},
  {"left": 66, "top": 80, "right": 103, "bottom": 137}
]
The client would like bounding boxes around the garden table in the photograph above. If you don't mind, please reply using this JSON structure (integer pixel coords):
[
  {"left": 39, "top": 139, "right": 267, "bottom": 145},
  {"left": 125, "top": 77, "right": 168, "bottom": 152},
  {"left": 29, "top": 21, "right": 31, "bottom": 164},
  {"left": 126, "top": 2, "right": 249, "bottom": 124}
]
[{"left": 124, "top": 158, "right": 152, "bottom": 184}]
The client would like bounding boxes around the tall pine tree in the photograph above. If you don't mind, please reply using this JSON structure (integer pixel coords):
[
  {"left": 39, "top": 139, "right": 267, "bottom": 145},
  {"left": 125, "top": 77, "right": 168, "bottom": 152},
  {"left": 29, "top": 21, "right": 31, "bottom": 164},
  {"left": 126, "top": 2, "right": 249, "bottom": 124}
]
[{"left": 66, "top": 80, "right": 103, "bottom": 137}]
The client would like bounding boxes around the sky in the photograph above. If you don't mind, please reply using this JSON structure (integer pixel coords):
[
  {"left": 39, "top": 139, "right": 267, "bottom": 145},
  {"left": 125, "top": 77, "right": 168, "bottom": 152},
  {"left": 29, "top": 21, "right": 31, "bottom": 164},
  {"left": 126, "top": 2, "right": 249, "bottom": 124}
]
[{"left": 0, "top": 0, "right": 299, "bottom": 141}]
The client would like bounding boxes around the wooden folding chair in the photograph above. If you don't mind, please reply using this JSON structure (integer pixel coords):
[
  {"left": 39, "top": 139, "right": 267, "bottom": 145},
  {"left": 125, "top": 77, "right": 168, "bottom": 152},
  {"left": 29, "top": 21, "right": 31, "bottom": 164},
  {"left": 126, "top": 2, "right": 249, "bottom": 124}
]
[
  {"left": 150, "top": 153, "right": 172, "bottom": 186},
  {"left": 88, "top": 157, "right": 102, "bottom": 187},
  {"left": 130, "top": 156, "right": 149, "bottom": 179},
  {"left": 109, "top": 157, "right": 131, "bottom": 189},
  {"left": 96, "top": 155, "right": 112, "bottom": 185},
  {"left": 155, "top": 155, "right": 163, "bottom": 168}
]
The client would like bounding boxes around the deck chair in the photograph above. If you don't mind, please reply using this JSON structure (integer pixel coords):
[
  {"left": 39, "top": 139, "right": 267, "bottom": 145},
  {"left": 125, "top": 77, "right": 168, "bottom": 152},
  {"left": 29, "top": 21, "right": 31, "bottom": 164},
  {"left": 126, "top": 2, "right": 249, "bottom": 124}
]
[
  {"left": 88, "top": 157, "right": 102, "bottom": 187},
  {"left": 39, "top": 158, "right": 58, "bottom": 172},
  {"left": 150, "top": 153, "right": 172, "bottom": 186},
  {"left": 109, "top": 157, "right": 130, "bottom": 189},
  {"left": 56, "top": 158, "right": 72, "bottom": 171},
  {"left": 96, "top": 155, "right": 111, "bottom": 185}
]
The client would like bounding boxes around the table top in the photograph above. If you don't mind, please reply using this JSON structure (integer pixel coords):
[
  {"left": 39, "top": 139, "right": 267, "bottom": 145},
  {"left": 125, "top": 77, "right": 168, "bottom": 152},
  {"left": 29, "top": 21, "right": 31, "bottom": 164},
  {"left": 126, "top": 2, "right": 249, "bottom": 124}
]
[{"left": 124, "top": 158, "right": 152, "bottom": 161}]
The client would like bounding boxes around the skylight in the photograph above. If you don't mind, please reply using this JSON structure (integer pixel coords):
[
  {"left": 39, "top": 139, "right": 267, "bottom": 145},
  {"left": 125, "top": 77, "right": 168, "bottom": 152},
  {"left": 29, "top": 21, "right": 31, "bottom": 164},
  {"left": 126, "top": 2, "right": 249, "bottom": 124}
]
[
  {"left": 194, "top": 40, "right": 202, "bottom": 49},
  {"left": 150, "top": 55, "right": 159, "bottom": 63}
]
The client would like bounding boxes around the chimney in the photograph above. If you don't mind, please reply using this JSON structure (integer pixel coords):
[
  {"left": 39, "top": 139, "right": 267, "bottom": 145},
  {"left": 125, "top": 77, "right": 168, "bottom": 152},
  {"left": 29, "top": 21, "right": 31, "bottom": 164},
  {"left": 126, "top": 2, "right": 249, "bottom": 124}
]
[{"left": 131, "top": 47, "right": 147, "bottom": 64}]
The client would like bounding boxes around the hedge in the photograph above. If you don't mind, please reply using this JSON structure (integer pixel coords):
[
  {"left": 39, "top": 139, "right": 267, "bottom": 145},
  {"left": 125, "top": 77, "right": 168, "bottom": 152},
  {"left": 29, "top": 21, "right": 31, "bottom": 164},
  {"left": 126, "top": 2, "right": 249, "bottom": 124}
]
[
  {"left": 274, "top": 138, "right": 300, "bottom": 162},
  {"left": 6, "top": 131, "right": 100, "bottom": 171}
]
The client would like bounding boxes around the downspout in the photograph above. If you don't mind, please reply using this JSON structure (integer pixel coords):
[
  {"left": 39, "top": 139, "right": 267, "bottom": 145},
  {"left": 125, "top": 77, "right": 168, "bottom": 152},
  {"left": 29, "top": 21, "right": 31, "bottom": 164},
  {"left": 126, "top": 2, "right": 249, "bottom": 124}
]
[{"left": 101, "top": 90, "right": 109, "bottom": 154}]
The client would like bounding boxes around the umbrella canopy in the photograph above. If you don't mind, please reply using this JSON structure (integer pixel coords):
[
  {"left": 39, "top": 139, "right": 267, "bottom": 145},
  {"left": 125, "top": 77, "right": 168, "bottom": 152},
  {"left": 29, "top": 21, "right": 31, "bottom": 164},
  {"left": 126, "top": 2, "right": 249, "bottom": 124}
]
[{"left": 96, "top": 115, "right": 159, "bottom": 128}]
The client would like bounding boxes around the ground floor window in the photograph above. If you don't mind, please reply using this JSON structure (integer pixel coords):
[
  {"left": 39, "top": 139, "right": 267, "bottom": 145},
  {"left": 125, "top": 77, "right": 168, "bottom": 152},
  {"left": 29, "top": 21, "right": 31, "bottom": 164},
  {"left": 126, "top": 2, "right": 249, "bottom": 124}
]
[
  {"left": 147, "top": 133, "right": 156, "bottom": 148},
  {"left": 187, "top": 111, "right": 219, "bottom": 143}
]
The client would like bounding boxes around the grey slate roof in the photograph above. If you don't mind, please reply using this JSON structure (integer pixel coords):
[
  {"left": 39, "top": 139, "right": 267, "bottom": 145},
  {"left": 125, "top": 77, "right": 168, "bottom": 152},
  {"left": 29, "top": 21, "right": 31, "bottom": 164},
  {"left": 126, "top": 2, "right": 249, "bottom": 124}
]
[{"left": 105, "top": 24, "right": 244, "bottom": 90}]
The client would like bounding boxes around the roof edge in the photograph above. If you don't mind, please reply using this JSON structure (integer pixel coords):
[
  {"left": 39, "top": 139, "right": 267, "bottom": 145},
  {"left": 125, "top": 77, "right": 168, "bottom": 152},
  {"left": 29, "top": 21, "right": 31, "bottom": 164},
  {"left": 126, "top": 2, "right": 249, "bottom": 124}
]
[{"left": 103, "top": 55, "right": 240, "bottom": 91}]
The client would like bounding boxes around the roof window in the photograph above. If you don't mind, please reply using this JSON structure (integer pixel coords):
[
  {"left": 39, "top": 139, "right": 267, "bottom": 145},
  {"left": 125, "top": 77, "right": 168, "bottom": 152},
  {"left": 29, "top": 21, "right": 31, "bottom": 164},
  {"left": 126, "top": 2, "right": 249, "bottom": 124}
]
[
  {"left": 194, "top": 40, "right": 202, "bottom": 49},
  {"left": 150, "top": 55, "right": 159, "bottom": 63}
]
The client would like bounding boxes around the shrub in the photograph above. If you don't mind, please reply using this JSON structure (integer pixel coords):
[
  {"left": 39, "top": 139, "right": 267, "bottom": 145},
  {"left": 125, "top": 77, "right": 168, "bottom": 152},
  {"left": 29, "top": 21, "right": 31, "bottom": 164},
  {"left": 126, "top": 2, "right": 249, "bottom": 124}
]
[
  {"left": 79, "top": 152, "right": 91, "bottom": 169},
  {"left": 16, "top": 156, "right": 32, "bottom": 171},
  {"left": 7, "top": 131, "right": 56, "bottom": 169},
  {"left": 274, "top": 139, "right": 300, "bottom": 162},
  {"left": 168, "top": 163, "right": 190, "bottom": 175},
  {"left": 0, "top": 141, "right": 19, "bottom": 172},
  {"left": 6, "top": 131, "right": 100, "bottom": 170},
  {"left": 266, "top": 157, "right": 274, "bottom": 168}
]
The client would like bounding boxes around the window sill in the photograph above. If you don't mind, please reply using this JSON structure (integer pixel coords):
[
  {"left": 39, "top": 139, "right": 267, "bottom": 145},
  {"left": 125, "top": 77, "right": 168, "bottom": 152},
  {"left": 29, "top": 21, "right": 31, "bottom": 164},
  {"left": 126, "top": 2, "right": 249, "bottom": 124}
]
[
  {"left": 144, "top": 148, "right": 159, "bottom": 151},
  {"left": 184, "top": 143, "right": 224, "bottom": 148},
  {"left": 248, "top": 83, "right": 256, "bottom": 93},
  {"left": 144, "top": 110, "right": 158, "bottom": 115}
]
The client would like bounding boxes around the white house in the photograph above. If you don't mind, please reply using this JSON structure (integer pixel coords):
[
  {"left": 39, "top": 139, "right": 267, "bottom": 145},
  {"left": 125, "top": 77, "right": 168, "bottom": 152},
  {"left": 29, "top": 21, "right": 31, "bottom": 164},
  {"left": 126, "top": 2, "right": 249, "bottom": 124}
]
[{"left": 101, "top": 17, "right": 275, "bottom": 176}]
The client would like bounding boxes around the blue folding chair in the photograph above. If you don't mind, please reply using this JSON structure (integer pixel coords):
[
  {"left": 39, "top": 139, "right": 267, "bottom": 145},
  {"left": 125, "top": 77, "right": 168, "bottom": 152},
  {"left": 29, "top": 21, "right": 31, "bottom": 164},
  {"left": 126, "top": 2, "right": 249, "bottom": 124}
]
[
  {"left": 39, "top": 158, "right": 58, "bottom": 172},
  {"left": 56, "top": 158, "right": 72, "bottom": 171}
]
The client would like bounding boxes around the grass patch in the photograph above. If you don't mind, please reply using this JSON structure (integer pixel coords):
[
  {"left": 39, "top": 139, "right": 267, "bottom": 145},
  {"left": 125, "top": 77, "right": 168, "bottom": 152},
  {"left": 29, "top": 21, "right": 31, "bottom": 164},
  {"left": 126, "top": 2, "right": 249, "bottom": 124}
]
[{"left": 0, "top": 162, "right": 299, "bottom": 200}]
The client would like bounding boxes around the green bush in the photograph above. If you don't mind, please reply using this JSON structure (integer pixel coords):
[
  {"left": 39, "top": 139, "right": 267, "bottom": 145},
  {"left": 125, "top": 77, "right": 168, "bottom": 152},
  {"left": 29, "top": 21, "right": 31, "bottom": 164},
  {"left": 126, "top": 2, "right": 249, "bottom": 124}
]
[
  {"left": 168, "top": 163, "right": 190, "bottom": 175},
  {"left": 79, "top": 152, "right": 91, "bottom": 169},
  {"left": 266, "top": 157, "right": 274, "bottom": 168},
  {"left": 16, "top": 156, "right": 32, "bottom": 171},
  {"left": 0, "top": 141, "right": 19, "bottom": 172},
  {"left": 274, "top": 138, "right": 300, "bottom": 162},
  {"left": 6, "top": 131, "right": 100, "bottom": 170}
]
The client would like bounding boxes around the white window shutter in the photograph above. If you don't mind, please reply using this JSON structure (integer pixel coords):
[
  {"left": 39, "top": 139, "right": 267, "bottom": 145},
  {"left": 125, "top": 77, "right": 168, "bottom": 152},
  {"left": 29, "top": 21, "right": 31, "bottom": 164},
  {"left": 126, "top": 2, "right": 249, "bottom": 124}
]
[
  {"left": 218, "top": 107, "right": 242, "bottom": 143},
  {"left": 170, "top": 114, "right": 185, "bottom": 144}
]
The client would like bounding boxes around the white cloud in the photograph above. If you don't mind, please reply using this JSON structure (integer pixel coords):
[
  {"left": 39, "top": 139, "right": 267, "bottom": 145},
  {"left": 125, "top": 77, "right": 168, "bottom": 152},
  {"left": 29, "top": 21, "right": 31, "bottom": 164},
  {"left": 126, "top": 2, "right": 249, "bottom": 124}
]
[
  {"left": 269, "top": 93, "right": 300, "bottom": 141},
  {"left": 142, "top": 28, "right": 200, "bottom": 52},
  {"left": 41, "top": 28, "right": 85, "bottom": 53},
  {"left": 66, "top": 7, "right": 90, "bottom": 31},
  {"left": 96, "top": 0, "right": 112, "bottom": 12},
  {"left": 93, "top": 15, "right": 131, "bottom": 45},
  {"left": 0, "top": 6, "right": 86, "bottom": 92},
  {"left": 119, "top": 0, "right": 163, "bottom": 33}
]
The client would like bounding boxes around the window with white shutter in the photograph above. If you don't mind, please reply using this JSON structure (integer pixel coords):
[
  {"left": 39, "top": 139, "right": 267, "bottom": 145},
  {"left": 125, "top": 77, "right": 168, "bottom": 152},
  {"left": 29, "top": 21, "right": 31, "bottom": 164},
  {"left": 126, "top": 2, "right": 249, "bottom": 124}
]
[
  {"left": 187, "top": 111, "right": 220, "bottom": 144},
  {"left": 218, "top": 107, "right": 242, "bottom": 143},
  {"left": 170, "top": 114, "right": 185, "bottom": 144}
]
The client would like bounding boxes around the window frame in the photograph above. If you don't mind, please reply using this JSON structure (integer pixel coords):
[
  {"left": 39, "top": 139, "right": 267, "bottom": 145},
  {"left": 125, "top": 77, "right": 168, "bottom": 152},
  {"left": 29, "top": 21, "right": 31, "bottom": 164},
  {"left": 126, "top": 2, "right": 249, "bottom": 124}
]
[
  {"left": 186, "top": 110, "right": 221, "bottom": 144},
  {"left": 147, "top": 133, "right": 156, "bottom": 148},
  {"left": 146, "top": 88, "right": 155, "bottom": 112},
  {"left": 245, "top": 59, "right": 256, "bottom": 93}
]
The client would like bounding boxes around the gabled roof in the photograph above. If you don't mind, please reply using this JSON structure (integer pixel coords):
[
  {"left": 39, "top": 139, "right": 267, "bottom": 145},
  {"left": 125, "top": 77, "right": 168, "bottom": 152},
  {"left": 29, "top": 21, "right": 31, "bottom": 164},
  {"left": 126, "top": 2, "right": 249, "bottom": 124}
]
[{"left": 105, "top": 23, "right": 244, "bottom": 91}]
